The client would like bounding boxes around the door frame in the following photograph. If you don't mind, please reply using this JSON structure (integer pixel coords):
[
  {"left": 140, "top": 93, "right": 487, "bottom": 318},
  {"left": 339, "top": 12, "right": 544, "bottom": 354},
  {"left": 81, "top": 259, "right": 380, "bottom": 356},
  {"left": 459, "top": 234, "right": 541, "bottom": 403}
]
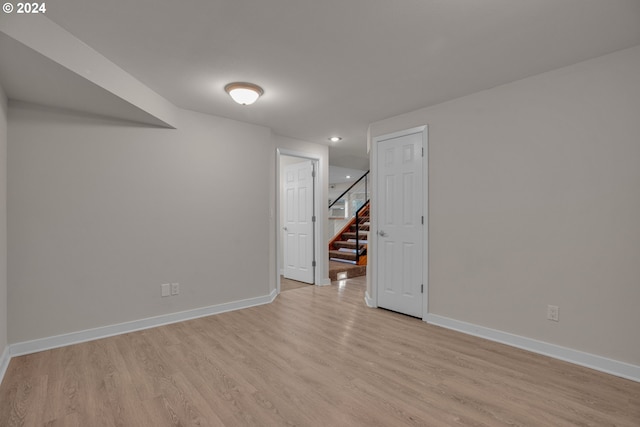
[
  {"left": 276, "top": 148, "right": 324, "bottom": 294},
  {"left": 282, "top": 158, "right": 315, "bottom": 284},
  {"left": 369, "top": 125, "right": 429, "bottom": 320}
]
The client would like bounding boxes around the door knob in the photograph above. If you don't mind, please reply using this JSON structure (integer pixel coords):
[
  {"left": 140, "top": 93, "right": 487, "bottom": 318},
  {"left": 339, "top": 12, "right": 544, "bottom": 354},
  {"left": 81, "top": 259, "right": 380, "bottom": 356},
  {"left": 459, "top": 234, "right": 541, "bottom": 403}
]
[
  {"left": 283, "top": 226, "right": 288, "bottom": 231},
  {"left": 378, "top": 230, "right": 387, "bottom": 237}
]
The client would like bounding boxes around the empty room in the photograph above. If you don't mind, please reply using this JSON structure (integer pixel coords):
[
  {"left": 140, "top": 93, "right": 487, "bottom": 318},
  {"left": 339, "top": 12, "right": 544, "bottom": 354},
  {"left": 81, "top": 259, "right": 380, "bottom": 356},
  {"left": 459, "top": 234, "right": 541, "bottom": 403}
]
[{"left": 0, "top": 1, "right": 639, "bottom": 425}]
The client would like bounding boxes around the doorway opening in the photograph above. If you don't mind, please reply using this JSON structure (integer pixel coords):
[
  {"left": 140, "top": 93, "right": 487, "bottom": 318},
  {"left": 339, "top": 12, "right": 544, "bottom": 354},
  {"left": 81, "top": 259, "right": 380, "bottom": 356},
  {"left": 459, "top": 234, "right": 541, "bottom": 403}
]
[{"left": 276, "top": 149, "right": 323, "bottom": 294}]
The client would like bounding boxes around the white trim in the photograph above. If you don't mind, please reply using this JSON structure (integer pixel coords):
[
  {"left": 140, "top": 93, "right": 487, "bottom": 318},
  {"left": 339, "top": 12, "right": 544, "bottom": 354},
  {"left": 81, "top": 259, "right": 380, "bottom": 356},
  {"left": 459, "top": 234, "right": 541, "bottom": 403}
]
[
  {"left": 275, "top": 148, "right": 330, "bottom": 290},
  {"left": 375, "top": 125, "right": 427, "bottom": 142},
  {"left": 0, "top": 346, "right": 10, "bottom": 385},
  {"left": 426, "top": 313, "right": 640, "bottom": 383},
  {"left": 369, "top": 132, "right": 377, "bottom": 307},
  {"left": 9, "top": 289, "right": 278, "bottom": 358},
  {"left": 421, "top": 127, "right": 429, "bottom": 319},
  {"left": 370, "top": 125, "right": 428, "bottom": 317},
  {"left": 317, "top": 278, "right": 331, "bottom": 286},
  {"left": 364, "top": 291, "right": 375, "bottom": 308}
]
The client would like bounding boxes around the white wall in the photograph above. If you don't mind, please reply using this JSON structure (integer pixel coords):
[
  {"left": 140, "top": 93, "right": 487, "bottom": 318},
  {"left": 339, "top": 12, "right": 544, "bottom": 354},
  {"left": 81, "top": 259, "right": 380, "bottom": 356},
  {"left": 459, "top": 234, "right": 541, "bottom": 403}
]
[
  {"left": 0, "top": 83, "right": 7, "bottom": 357},
  {"left": 328, "top": 182, "right": 351, "bottom": 205},
  {"left": 369, "top": 45, "right": 640, "bottom": 365},
  {"left": 7, "top": 103, "right": 274, "bottom": 343}
]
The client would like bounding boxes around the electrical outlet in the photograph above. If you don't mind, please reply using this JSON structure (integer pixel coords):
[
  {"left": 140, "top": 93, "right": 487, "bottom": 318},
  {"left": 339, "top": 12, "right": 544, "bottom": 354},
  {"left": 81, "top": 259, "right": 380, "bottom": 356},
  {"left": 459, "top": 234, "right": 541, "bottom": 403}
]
[
  {"left": 161, "top": 283, "right": 170, "bottom": 297},
  {"left": 171, "top": 282, "right": 180, "bottom": 296},
  {"left": 547, "top": 305, "right": 559, "bottom": 322}
]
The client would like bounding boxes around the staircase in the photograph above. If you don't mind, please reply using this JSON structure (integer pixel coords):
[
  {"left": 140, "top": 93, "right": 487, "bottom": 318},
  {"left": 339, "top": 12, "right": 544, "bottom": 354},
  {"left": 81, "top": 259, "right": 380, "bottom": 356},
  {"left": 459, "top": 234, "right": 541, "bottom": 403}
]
[{"left": 328, "top": 201, "right": 369, "bottom": 281}]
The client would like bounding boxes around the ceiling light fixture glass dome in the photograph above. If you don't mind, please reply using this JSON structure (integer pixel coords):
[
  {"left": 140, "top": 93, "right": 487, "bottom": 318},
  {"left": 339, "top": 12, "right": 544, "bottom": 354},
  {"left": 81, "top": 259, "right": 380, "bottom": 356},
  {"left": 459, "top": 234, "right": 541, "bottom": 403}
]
[{"left": 225, "top": 82, "right": 264, "bottom": 105}]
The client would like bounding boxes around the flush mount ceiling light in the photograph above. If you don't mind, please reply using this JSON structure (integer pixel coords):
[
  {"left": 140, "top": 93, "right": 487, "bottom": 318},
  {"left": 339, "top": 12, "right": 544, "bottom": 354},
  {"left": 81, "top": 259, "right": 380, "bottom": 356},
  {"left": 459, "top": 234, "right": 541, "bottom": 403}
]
[
  {"left": 224, "top": 82, "right": 264, "bottom": 105},
  {"left": 329, "top": 136, "right": 342, "bottom": 142}
]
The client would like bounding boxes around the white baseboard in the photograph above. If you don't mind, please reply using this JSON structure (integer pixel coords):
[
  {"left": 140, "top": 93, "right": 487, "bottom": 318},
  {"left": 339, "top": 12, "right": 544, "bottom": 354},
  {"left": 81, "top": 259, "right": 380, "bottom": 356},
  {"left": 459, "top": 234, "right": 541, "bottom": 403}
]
[
  {"left": 317, "top": 277, "right": 332, "bottom": 286},
  {"left": 364, "top": 291, "right": 375, "bottom": 308},
  {"left": 425, "top": 313, "right": 640, "bottom": 383},
  {"left": 9, "top": 289, "right": 278, "bottom": 358},
  {"left": 0, "top": 346, "right": 10, "bottom": 385}
]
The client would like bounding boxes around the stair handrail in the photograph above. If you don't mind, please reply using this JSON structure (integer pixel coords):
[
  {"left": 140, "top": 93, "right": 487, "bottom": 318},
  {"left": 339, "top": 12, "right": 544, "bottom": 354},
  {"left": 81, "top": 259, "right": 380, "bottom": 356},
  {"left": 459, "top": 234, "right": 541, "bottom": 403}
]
[
  {"left": 329, "top": 170, "right": 369, "bottom": 209},
  {"left": 354, "top": 200, "right": 369, "bottom": 264}
]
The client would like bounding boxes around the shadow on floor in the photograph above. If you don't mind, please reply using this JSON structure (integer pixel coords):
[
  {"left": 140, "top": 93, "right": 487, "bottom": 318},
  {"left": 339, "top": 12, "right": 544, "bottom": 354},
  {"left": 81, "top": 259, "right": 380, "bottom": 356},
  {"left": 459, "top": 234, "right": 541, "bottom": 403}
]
[{"left": 280, "top": 276, "right": 313, "bottom": 292}]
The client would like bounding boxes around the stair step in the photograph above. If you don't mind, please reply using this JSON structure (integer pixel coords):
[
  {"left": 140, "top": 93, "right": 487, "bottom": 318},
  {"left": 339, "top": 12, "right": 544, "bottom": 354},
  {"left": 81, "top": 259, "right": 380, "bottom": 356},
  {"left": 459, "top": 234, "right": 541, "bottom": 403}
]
[
  {"left": 329, "top": 261, "right": 367, "bottom": 280},
  {"left": 342, "top": 232, "right": 368, "bottom": 240},
  {"left": 333, "top": 241, "right": 366, "bottom": 250},
  {"left": 350, "top": 224, "right": 370, "bottom": 231},
  {"left": 336, "top": 247, "right": 364, "bottom": 255},
  {"left": 347, "top": 238, "right": 368, "bottom": 244},
  {"left": 330, "top": 258, "right": 357, "bottom": 265},
  {"left": 329, "top": 250, "right": 358, "bottom": 261}
]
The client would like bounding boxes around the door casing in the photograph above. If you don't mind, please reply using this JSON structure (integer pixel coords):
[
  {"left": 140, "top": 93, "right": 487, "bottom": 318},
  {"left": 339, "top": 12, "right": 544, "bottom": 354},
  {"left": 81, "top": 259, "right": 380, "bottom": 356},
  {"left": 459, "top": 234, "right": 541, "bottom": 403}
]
[
  {"left": 276, "top": 149, "right": 325, "bottom": 294},
  {"left": 369, "top": 126, "right": 428, "bottom": 319},
  {"left": 283, "top": 159, "right": 315, "bottom": 284}
]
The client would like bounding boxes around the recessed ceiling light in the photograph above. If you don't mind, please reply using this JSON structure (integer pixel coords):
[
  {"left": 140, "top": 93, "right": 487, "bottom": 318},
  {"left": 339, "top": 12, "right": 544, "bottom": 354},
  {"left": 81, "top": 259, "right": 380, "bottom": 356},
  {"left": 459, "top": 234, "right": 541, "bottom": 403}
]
[
  {"left": 346, "top": 175, "right": 351, "bottom": 179},
  {"left": 225, "top": 82, "right": 264, "bottom": 105},
  {"left": 329, "top": 136, "right": 342, "bottom": 142}
]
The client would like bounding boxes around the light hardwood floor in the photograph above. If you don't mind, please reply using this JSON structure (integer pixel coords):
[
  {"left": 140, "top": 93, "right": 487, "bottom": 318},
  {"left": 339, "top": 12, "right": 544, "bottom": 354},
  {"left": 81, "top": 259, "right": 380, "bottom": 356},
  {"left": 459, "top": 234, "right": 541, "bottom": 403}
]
[
  {"left": 280, "top": 276, "right": 312, "bottom": 292},
  {"left": 1, "top": 277, "right": 639, "bottom": 426}
]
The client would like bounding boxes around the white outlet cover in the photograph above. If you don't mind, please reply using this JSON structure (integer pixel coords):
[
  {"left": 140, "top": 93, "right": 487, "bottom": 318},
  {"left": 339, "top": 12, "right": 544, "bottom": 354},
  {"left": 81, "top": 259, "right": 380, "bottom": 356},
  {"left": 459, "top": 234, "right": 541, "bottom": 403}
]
[
  {"left": 161, "top": 283, "right": 170, "bottom": 297},
  {"left": 171, "top": 282, "right": 179, "bottom": 295}
]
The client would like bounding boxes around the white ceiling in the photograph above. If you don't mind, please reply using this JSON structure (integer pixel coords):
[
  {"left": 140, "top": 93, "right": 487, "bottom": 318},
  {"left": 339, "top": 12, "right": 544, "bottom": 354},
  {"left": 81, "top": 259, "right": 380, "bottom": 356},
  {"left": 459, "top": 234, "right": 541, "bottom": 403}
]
[{"left": 4, "top": 1, "right": 640, "bottom": 168}]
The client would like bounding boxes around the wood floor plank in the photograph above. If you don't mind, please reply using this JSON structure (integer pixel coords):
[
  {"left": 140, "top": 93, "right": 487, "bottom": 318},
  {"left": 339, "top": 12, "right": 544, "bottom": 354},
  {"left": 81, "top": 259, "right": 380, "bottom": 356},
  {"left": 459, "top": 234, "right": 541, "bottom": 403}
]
[{"left": 1, "top": 277, "right": 639, "bottom": 426}]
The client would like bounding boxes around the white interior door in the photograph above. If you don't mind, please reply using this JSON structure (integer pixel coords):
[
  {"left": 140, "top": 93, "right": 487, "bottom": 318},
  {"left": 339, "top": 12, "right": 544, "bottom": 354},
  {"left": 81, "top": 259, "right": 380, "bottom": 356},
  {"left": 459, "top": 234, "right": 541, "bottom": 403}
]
[
  {"left": 376, "top": 130, "right": 424, "bottom": 317},
  {"left": 283, "top": 160, "right": 315, "bottom": 283}
]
